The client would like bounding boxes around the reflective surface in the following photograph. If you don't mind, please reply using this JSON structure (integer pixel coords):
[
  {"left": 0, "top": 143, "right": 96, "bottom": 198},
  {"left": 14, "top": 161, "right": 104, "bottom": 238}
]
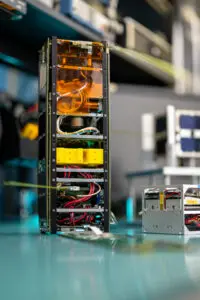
[{"left": 1, "top": 217, "right": 200, "bottom": 300}]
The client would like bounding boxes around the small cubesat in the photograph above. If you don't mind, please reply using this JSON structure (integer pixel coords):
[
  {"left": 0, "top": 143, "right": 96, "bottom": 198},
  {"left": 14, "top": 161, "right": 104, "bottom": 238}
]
[{"left": 142, "top": 185, "right": 200, "bottom": 235}]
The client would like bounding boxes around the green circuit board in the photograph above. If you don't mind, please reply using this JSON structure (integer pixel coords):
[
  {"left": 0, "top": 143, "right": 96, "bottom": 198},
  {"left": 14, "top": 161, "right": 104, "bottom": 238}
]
[{"left": 60, "top": 232, "right": 191, "bottom": 254}]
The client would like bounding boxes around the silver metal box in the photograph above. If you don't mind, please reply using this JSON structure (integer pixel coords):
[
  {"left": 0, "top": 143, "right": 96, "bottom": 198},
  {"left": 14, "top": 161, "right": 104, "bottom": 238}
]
[
  {"left": 142, "top": 185, "right": 200, "bottom": 235},
  {"left": 121, "top": 17, "right": 171, "bottom": 62}
]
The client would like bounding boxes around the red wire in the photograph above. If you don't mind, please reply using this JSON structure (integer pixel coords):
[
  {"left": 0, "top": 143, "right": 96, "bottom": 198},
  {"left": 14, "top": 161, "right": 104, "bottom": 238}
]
[
  {"left": 64, "top": 166, "right": 95, "bottom": 207},
  {"left": 164, "top": 192, "right": 181, "bottom": 199},
  {"left": 27, "top": 103, "right": 38, "bottom": 112},
  {"left": 64, "top": 166, "right": 67, "bottom": 178},
  {"left": 57, "top": 209, "right": 89, "bottom": 225},
  {"left": 57, "top": 166, "right": 96, "bottom": 225},
  {"left": 64, "top": 183, "right": 94, "bottom": 207},
  {"left": 73, "top": 212, "right": 87, "bottom": 224},
  {"left": 57, "top": 212, "right": 87, "bottom": 225}
]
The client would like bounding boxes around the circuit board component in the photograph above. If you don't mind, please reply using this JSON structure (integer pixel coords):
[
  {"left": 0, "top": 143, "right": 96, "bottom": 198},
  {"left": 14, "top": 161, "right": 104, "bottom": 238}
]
[{"left": 38, "top": 38, "right": 110, "bottom": 234}]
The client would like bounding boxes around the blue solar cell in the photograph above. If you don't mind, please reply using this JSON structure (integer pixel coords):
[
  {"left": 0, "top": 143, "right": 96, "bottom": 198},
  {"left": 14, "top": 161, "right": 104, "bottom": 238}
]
[
  {"left": 181, "top": 138, "right": 195, "bottom": 152},
  {"left": 181, "top": 138, "right": 196, "bottom": 151},
  {"left": 195, "top": 116, "right": 200, "bottom": 129},
  {"left": 180, "top": 115, "right": 200, "bottom": 129},
  {"left": 180, "top": 115, "right": 195, "bottom": 129},
  {"left": 181, "top": 138, "right": 200, "bottom": 152},
  {"left": 195, "top": 139, "right": 200, "bottom": 152}
]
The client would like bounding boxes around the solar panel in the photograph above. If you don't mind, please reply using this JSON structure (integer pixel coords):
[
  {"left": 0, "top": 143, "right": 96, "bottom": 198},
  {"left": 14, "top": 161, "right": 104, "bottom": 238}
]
[
  {"left": 180, "top": 138, "right": 200, "bottom": 152},
  {"left": 180, "top": 115, "right": 196, "bottom": 129},
  {"left": 180, "top": 115, "right": 200, "bottom": 130},
  {"left": 195, "top": 116, "right": 200, "bottom": 129}
]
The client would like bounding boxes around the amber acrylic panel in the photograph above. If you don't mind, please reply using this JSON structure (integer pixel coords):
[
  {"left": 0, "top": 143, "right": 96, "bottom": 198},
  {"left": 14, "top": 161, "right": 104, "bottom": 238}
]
[{"left": 56, "top": 39, "right": 103, "bottom": 114}]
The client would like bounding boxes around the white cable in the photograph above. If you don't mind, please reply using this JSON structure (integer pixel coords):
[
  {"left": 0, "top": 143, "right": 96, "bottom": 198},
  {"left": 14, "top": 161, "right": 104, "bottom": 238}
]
[
  {"left": 77, "top": 182, "right": 101, "bottom": 198},
  {"left": 87, "top": 226, "right": 103, "bottom": 235},
  {"left": 56, "top": 115, "right": 100, "bottom": 135},
  {"left": 56, "top": 182, "right": 101, "bottom": 198},
  {"left": 110, "top": 211, "right": 118, "bottom": 224}
]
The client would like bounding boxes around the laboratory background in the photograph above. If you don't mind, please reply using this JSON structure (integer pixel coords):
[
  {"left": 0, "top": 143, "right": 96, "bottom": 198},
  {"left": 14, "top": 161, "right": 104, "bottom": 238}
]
[{"left": 1, "top": 1, "right": 200, "bottom": 300}]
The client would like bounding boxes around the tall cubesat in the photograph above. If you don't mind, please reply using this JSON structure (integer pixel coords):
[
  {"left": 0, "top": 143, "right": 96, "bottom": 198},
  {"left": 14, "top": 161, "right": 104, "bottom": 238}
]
[{"left": 38, "top": 37, "right": 110, "bottom": 234}]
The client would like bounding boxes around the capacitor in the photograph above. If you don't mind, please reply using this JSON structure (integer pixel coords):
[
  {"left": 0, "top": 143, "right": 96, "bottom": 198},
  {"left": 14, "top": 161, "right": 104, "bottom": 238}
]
[{"left": 71, "top": 117, "right": 83, "bottom": 127}]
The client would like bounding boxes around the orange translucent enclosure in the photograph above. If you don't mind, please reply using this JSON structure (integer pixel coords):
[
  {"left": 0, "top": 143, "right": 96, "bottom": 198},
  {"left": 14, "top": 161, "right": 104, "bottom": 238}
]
[{"left": 56, "top": 39, "right": 103, "bottom": 114}]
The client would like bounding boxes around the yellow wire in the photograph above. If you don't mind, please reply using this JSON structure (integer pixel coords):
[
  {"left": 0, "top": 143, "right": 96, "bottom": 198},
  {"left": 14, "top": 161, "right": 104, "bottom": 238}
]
[
  {"left": 3, "top": 181, "right": 73, "bottom": 190},
  {"left": 3, "top": 181, "right": 101, "bottom": 196},
  {"left": 3, "top": 181, "right": 57, "bottom": 190}
]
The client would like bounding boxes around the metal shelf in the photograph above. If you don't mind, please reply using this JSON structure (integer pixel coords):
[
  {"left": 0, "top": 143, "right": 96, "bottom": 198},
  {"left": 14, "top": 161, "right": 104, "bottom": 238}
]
[
  {"left": 0, "top": 0, "right": 173, "bottom": 85},
  {"left": 110, "top": 44, "right": 173, "bottom": 85},
  {"left": 57, "top": 134, "right": 104, "bottom": 140},
  {"left": 57, "top": 168, "right": 104, "bottom": 173},
  {"left": 27, "top": 0, "right": 101, "bottom": 41},
  {"left": 184, "top": 210, "right": 200, "bottom": 214},
  {"left": 163, "top": 167, "right": 200, "bottom": 176},
  {"left": 146, "top": 0, "right": 173, "bottom": 15},
  {"left": 57, "top": 178, "right": 104, "bottom": 183}
]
